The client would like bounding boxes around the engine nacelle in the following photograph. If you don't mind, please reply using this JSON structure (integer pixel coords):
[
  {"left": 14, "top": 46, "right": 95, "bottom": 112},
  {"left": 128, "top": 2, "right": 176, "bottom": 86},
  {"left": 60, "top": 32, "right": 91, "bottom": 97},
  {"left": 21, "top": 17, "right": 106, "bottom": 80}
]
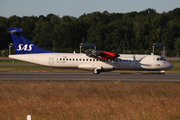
[
  {"left": 101, "top": 51, "right": 119, "bottom": 60},
  {"left": 85, "top": 49, "right": 120, "bottom": 60}
]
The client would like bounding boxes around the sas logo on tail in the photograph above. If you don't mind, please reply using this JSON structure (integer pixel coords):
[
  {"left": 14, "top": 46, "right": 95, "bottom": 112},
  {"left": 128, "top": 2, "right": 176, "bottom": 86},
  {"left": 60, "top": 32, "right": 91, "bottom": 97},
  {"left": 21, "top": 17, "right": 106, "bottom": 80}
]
[{"left": 16, "top": 44, "right": 33, "bottom": 51}]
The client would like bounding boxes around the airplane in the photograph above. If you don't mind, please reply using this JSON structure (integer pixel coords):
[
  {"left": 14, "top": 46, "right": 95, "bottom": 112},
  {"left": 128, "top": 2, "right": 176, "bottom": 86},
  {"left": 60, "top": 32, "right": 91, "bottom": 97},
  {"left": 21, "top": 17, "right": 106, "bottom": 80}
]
[{"left": 8, "top": 27, "right": 174, "bottom": 74}]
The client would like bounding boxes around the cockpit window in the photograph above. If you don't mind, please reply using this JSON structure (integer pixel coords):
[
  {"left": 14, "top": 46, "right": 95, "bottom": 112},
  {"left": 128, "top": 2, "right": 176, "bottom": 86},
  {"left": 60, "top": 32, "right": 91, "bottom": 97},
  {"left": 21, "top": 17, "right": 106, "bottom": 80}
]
[{"left": 156, "top": 57, "right": 166, "bottom": 61}]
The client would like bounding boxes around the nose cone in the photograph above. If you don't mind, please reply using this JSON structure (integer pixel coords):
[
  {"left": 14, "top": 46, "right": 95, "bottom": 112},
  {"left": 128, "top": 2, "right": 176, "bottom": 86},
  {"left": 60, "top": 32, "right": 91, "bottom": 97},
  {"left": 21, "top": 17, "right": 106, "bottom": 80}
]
[{"left": 167, "top": 62, "right": 174, "bottom": 69}]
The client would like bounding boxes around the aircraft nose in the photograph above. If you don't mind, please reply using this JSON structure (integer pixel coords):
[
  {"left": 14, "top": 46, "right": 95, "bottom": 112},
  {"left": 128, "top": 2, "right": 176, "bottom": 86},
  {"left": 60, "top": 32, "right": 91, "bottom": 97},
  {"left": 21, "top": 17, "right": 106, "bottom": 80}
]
[{"left": 167, "top": 62, "right": 174, "bottom": 69}]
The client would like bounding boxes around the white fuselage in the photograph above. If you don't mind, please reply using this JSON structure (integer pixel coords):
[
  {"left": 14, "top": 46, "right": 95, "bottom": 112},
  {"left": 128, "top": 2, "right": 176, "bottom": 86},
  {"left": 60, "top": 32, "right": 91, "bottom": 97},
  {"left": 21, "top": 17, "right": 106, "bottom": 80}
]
[{"left": 9, "top": 53, "right": 174, "bottom": 72}]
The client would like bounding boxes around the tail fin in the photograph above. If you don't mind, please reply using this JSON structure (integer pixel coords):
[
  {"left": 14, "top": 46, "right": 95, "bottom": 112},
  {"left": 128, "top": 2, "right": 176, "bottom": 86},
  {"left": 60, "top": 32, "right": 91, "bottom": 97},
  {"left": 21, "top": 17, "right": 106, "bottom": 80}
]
[{"left": 9, "top": 27, "right": 57, "bottom": 54}]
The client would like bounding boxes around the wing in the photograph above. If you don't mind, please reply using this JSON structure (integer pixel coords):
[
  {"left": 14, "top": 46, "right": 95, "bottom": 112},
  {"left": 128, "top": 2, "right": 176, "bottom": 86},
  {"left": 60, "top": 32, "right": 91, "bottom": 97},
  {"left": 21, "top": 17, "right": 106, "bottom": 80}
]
[{"left": 85, "top": 49, "right": 120, "bottom": 60}]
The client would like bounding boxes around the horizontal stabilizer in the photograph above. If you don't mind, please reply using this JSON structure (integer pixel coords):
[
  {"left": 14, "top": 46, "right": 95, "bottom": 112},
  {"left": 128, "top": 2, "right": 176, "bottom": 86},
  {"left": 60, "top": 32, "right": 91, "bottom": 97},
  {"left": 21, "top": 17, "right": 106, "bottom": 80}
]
[{"left": 9, "top": 28, "right": 23, "bottom": 33}]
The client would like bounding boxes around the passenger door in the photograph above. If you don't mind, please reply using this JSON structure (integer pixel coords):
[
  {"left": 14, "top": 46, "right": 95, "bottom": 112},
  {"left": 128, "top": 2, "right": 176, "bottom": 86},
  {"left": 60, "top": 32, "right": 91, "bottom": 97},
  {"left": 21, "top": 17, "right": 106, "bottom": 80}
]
[{"left": 49, "top": 57, "right": 54, "bottom": 67}]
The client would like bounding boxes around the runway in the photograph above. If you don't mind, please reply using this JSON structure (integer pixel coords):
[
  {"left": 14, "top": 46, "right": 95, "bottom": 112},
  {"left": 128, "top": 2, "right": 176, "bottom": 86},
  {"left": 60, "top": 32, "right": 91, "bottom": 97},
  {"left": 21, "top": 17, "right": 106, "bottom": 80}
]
[{"left": 0, "top": 72, "right": 180, "bottom": 81}]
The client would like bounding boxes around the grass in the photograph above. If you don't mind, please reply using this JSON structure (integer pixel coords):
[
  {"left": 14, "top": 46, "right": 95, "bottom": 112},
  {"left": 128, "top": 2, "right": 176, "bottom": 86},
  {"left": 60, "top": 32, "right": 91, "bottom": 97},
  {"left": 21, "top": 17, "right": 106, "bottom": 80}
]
[{"left": 0, "top": 81, "right": 180, "bottom": 120}]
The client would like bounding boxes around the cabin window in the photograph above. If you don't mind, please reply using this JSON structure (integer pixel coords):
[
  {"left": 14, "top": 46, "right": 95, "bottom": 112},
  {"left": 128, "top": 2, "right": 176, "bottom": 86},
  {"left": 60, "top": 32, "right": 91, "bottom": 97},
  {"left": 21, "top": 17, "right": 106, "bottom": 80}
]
[
  {"left": 63, "top": 58, "right": 65, "bottom": 61},
  {"left": 79, "top": 59, "right": 81, "bottom": 61},
  {"left": 90, "top": 59, "right": 92, "bottom": 61},
  {"left": 93, "top": 59, "right": 95, "bottom": 61},
  {"left": 97, "top": 59, "right": 98, "bottom": 61},
  {"left": 66, "top": 58, "right": 68, "bottom": 61},
  {"left": 83, "top": 59, "right": 85, "bottom": 61},
  {"left": 76, "top": 59, "right": 78, "bottom": 61},
  {"left": 73, "top": 59, "right": 75, "bottom": 61},
  {"left": 86, "top": 59, "right": 88, "bottom": 61},
  {"left": 60, "top": 58, "right": 62, "bottom": 61}
]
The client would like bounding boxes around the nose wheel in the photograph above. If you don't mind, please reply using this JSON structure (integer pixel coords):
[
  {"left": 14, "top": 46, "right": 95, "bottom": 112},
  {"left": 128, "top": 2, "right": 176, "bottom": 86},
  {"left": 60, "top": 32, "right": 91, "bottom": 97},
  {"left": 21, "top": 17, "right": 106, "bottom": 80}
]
[
  {"left": 93, "top": 69, "right": 100, "bottom": 74},
  {"left": 161, "top": 70, "right": 165, "bottom": 75}
]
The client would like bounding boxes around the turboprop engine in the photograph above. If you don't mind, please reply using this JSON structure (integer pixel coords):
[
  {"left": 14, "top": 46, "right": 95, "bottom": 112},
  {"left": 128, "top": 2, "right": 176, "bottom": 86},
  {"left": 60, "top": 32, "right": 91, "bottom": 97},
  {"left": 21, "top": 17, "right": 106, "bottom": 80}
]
[{"left": 85, "top": 49, "right": 120, "bottom": 60}]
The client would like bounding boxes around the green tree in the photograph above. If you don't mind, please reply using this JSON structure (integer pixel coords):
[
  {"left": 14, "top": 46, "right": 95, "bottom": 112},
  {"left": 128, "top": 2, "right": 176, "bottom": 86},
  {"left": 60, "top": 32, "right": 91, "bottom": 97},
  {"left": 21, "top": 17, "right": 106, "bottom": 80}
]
[
  {"left": 174, "top": 37, "right": 180, "bottom": 57},
  {"left": 8, "top": 15, "right": 21, "bottom": 27}
]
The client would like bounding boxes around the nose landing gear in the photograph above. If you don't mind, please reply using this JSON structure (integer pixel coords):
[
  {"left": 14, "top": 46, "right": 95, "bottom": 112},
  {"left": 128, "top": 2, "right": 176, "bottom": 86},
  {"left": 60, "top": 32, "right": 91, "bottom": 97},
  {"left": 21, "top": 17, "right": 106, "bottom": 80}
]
[
  {"left": 161, "top": 70, "right": 165, "bottom": 75},
  {"left": 93, "top": 69, "right": 101, "bottom": 74}
]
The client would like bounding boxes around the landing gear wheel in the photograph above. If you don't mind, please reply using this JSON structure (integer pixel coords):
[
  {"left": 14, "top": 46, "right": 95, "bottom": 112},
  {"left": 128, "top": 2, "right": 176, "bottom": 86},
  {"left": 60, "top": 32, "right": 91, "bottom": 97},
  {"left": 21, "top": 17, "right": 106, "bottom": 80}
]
[
  {"left": 93, "top": 69, "right": 100, "bottom": 74},
  {"left": 161, "top": 70, "right": 165, "bottom": 75}
]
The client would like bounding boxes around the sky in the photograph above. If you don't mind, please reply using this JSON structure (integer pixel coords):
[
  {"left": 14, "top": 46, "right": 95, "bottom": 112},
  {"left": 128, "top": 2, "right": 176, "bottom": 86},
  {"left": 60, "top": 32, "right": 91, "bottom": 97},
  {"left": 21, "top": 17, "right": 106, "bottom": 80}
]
[{"left": 0, "top": 0, "right": 180, "bottom": 18}]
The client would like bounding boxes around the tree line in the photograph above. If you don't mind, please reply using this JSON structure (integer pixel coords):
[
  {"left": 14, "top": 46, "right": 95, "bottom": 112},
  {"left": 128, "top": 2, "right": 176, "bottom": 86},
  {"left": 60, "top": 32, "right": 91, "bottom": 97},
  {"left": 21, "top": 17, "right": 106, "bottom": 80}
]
[{"left": 0, "top": 8, "right": 180, "bottom": 57}]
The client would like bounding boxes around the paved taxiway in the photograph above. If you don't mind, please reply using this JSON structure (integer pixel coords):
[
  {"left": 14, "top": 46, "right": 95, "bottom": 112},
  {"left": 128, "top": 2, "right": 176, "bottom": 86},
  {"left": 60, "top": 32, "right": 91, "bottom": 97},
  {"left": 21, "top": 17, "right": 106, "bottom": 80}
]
[{"left": 0, "top": 72, "right": 180, "bottom": 81}]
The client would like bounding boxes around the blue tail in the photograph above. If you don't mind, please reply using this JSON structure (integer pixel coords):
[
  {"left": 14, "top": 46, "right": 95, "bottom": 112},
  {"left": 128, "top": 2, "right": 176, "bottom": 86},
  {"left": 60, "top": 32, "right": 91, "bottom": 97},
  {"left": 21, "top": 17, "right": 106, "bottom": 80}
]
[{"left": 9, "top": 27, "right": 57, "bottom": 54}]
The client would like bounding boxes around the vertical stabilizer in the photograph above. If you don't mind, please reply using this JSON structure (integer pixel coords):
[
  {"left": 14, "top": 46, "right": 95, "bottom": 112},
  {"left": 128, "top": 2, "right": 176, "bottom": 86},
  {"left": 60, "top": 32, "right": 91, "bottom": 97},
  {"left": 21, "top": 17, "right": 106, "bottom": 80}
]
[{"left": 9, "top": 27, "right": 57, "bottom": 54}]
